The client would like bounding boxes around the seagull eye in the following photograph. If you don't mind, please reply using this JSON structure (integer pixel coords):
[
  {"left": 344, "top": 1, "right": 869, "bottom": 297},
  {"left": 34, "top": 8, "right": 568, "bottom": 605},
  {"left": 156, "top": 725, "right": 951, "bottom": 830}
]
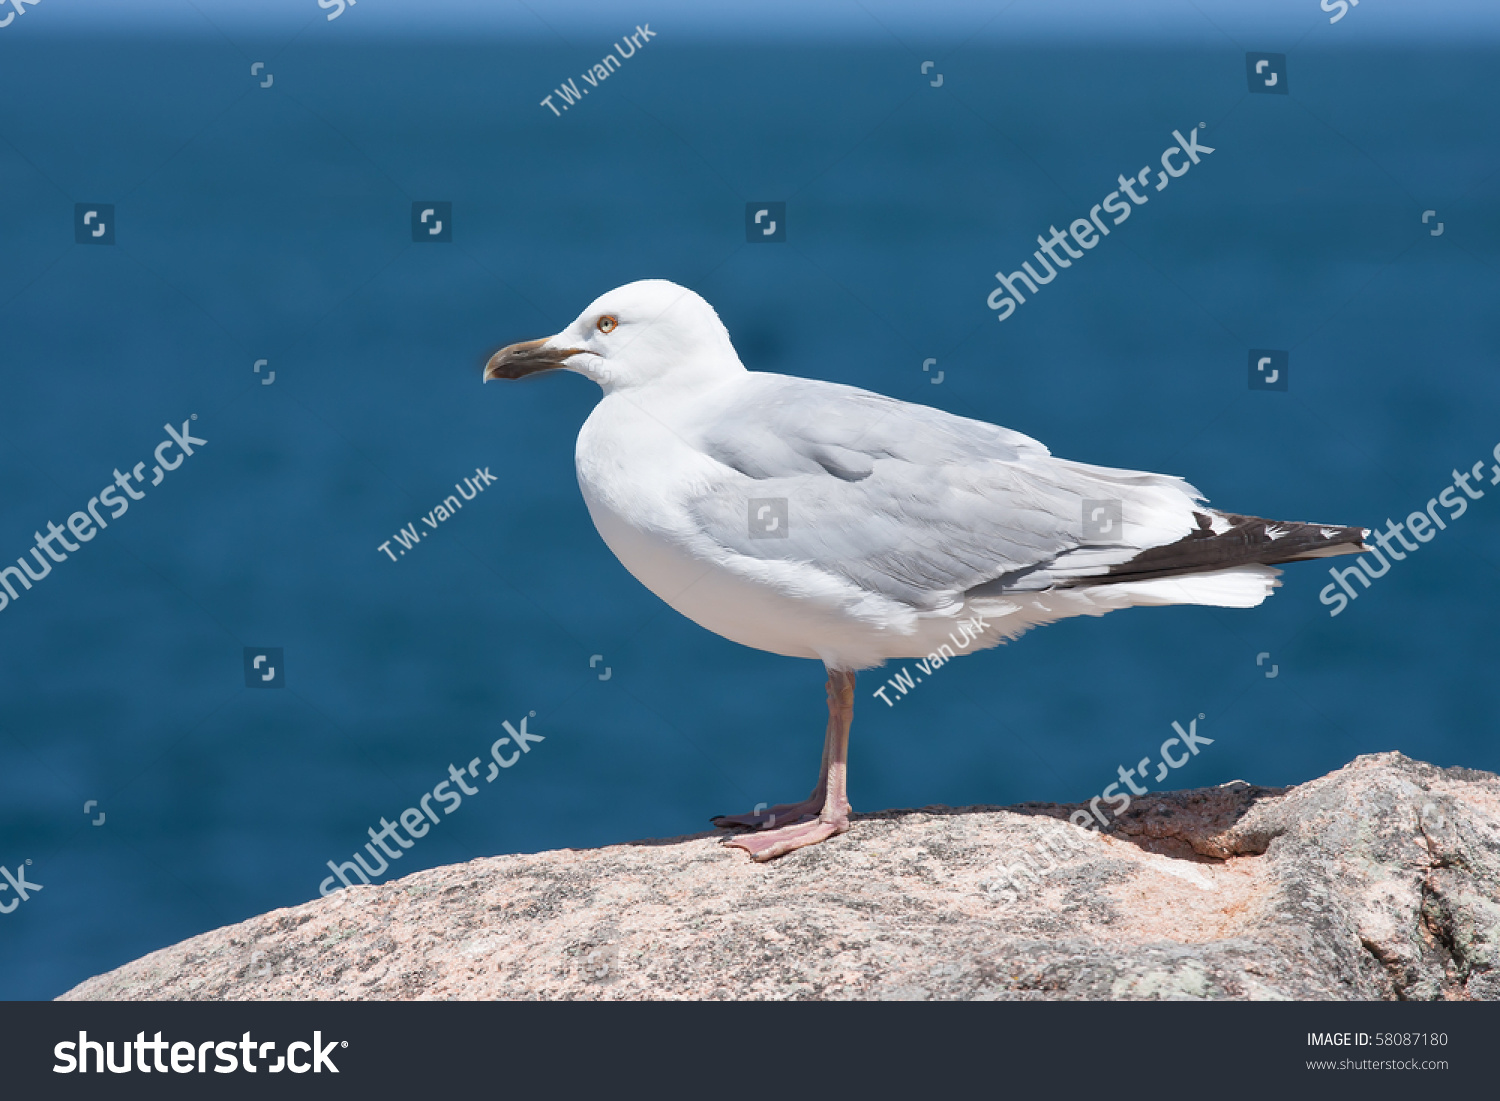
[{"left": 597, "top": 315, "right": 617, "bottom": 334}]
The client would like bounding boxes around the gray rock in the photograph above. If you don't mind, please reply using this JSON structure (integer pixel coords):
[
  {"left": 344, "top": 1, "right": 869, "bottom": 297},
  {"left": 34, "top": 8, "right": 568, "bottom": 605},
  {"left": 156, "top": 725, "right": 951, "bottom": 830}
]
[{"left": 59, "top": 752, "right": 1500, "bottom": 1001}]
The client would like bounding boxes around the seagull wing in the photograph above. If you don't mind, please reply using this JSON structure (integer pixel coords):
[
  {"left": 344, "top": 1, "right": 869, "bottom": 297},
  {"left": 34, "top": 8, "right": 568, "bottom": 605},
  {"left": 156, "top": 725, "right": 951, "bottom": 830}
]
[{"left": 685, "top": 374, "right": 1207, "bottom": 612}]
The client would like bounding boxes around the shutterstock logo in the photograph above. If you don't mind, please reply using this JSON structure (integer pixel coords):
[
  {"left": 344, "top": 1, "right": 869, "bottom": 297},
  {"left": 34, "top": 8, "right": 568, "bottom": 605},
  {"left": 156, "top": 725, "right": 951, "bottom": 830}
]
[
  {"left": 0, "top": 0, "right": 47, "bottom": 31},
  {"left": 987, "top": 126, "right": 1214, "bottom": 323},
  {"left": 319, "top": 712, "right": 544, "bottom": 895},
  {"left": 55, "top": 1031, "right": 345, "bottom": 1075},
  {"left": 0, "top": 419, "right": 206, "bottom": 617},
  {"left": 0, "top": 860, "right": 41, "bottom": 913}
]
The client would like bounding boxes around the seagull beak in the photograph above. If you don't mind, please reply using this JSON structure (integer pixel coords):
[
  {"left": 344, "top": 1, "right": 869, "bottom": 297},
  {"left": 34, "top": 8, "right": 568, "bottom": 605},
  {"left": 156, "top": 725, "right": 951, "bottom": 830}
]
[{"left": 483, "top": 339, "right": 585, "bottom": 381}]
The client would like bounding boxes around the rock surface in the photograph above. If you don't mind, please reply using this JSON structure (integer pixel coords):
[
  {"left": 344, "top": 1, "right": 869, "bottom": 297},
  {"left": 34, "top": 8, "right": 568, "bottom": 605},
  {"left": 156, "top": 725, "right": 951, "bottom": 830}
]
[{"left": 61, "top": 753, "right": 1500, "bottom": 1001}]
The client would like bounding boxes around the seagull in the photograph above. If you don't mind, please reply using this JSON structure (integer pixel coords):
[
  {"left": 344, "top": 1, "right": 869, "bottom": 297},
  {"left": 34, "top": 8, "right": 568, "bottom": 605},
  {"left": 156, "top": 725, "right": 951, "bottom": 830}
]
[{"left": 484, "top": 279, "right": 1367, "bottom": 861}]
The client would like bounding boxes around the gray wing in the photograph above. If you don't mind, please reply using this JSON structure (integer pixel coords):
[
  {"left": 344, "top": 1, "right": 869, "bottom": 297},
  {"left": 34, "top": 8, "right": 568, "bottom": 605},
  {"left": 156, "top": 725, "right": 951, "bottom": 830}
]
[{"left": 687, "top": 374, "right": 1202, "bottom": 610}]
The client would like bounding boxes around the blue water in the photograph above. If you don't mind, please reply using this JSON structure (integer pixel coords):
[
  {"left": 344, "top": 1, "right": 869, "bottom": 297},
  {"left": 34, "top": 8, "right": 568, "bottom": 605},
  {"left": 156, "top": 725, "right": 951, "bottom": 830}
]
[{"left": 1, "top": 22, "right": 1498, "bottom": 999}]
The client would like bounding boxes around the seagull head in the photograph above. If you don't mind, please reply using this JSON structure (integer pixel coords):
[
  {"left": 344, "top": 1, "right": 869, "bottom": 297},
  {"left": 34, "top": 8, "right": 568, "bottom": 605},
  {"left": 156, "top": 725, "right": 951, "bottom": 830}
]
[{"left": 483, "top": 279, "right": 744, "bottom": 394}]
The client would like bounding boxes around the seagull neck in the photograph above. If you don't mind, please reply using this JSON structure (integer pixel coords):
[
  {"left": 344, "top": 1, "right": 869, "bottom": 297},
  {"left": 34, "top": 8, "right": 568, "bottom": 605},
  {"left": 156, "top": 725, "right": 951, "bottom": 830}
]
[{"left": 597, "top": 361, "right": 743, "bottom": 401}]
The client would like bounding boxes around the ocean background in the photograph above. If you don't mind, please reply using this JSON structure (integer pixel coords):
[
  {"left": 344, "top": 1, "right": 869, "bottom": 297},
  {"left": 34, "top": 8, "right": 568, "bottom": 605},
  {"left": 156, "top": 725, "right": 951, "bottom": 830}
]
[{"left": 1, "top": 0, "right": 1498, "bottom": 999}]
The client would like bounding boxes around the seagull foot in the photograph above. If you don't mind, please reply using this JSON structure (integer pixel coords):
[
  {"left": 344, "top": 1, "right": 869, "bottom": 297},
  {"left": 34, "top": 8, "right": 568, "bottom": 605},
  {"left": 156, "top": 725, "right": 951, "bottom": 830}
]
[
  {"left": 717, "top": 668, "right": 856, "bottom": 861},
  {"left": 722, "top": 813, "right": 849, "bottom": 862},
  {"left": 710, "top": 798, "right": 821, "bottom": 831}
]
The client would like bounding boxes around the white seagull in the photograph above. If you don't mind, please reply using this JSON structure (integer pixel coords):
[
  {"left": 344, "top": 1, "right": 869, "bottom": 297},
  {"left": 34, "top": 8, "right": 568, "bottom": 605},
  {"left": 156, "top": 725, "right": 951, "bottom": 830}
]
[{"left": 485, "top": 280, "right": 1367, "bottom": 861}]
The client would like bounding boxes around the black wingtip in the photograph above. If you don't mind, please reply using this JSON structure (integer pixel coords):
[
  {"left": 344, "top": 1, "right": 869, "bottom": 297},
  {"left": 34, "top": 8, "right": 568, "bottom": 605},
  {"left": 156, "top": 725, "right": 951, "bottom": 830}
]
[{"left": 1090, "top": 512, "right": 1369, "bottom": 585}]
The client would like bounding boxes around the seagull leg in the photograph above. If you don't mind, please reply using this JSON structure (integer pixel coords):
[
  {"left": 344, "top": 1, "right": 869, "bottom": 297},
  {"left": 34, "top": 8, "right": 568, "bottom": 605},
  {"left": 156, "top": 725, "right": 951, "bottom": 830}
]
[
  {"left": 719, "top": 670, "right": 855, "bottom": 861},
  {"left": 709, "top": 732, "right": 828, "bottom": 830},
  {"left": 711, "top": 670, "right": 845, "bottom": 829}
]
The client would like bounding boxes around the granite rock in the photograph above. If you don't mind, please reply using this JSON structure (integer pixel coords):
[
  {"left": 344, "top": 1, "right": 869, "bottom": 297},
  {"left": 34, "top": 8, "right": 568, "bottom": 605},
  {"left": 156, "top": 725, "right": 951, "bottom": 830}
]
[{"left": 60, "top": 753, "right": 1500, "bottom": 1001}]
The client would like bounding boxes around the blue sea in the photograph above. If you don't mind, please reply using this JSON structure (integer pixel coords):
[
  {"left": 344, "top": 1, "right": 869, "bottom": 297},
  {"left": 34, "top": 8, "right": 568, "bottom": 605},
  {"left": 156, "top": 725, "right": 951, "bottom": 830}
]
[{"left": 1, "top": 4, "right": 1498, "bottom": 999}]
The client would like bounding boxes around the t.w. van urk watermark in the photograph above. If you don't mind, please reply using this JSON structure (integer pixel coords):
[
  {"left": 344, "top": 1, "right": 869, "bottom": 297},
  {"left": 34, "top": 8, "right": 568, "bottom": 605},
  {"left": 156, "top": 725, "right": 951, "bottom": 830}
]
[
  {"left": 0, "top": 419, "right": 206, "bottom": 615},
  {"left": 377, "top": 466, "right": 496, "bottom": 562},
  {"left": 319, "top": 713, "right": 543, "bottom": 895},
  {"left": 986, "top": 127, "right": 1214, "bottom": 323},
  {"left": 1320, "top": 440, "right": 1500, "bottom": 616},
  {"left": 872, "top": 614, "right": 990, "bottom": 706},
  {"left": 540, "top": 24, "right": 656, "bottom": 116}
]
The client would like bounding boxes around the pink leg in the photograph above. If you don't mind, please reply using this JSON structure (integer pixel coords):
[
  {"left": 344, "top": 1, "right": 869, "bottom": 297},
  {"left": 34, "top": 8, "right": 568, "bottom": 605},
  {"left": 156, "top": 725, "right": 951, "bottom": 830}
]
[
  {"left": 718, "top": 670, "right": 855, "bottom": 862},
  {"left": 709, "top": 729, "right": 830, "bottom": 829}
]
